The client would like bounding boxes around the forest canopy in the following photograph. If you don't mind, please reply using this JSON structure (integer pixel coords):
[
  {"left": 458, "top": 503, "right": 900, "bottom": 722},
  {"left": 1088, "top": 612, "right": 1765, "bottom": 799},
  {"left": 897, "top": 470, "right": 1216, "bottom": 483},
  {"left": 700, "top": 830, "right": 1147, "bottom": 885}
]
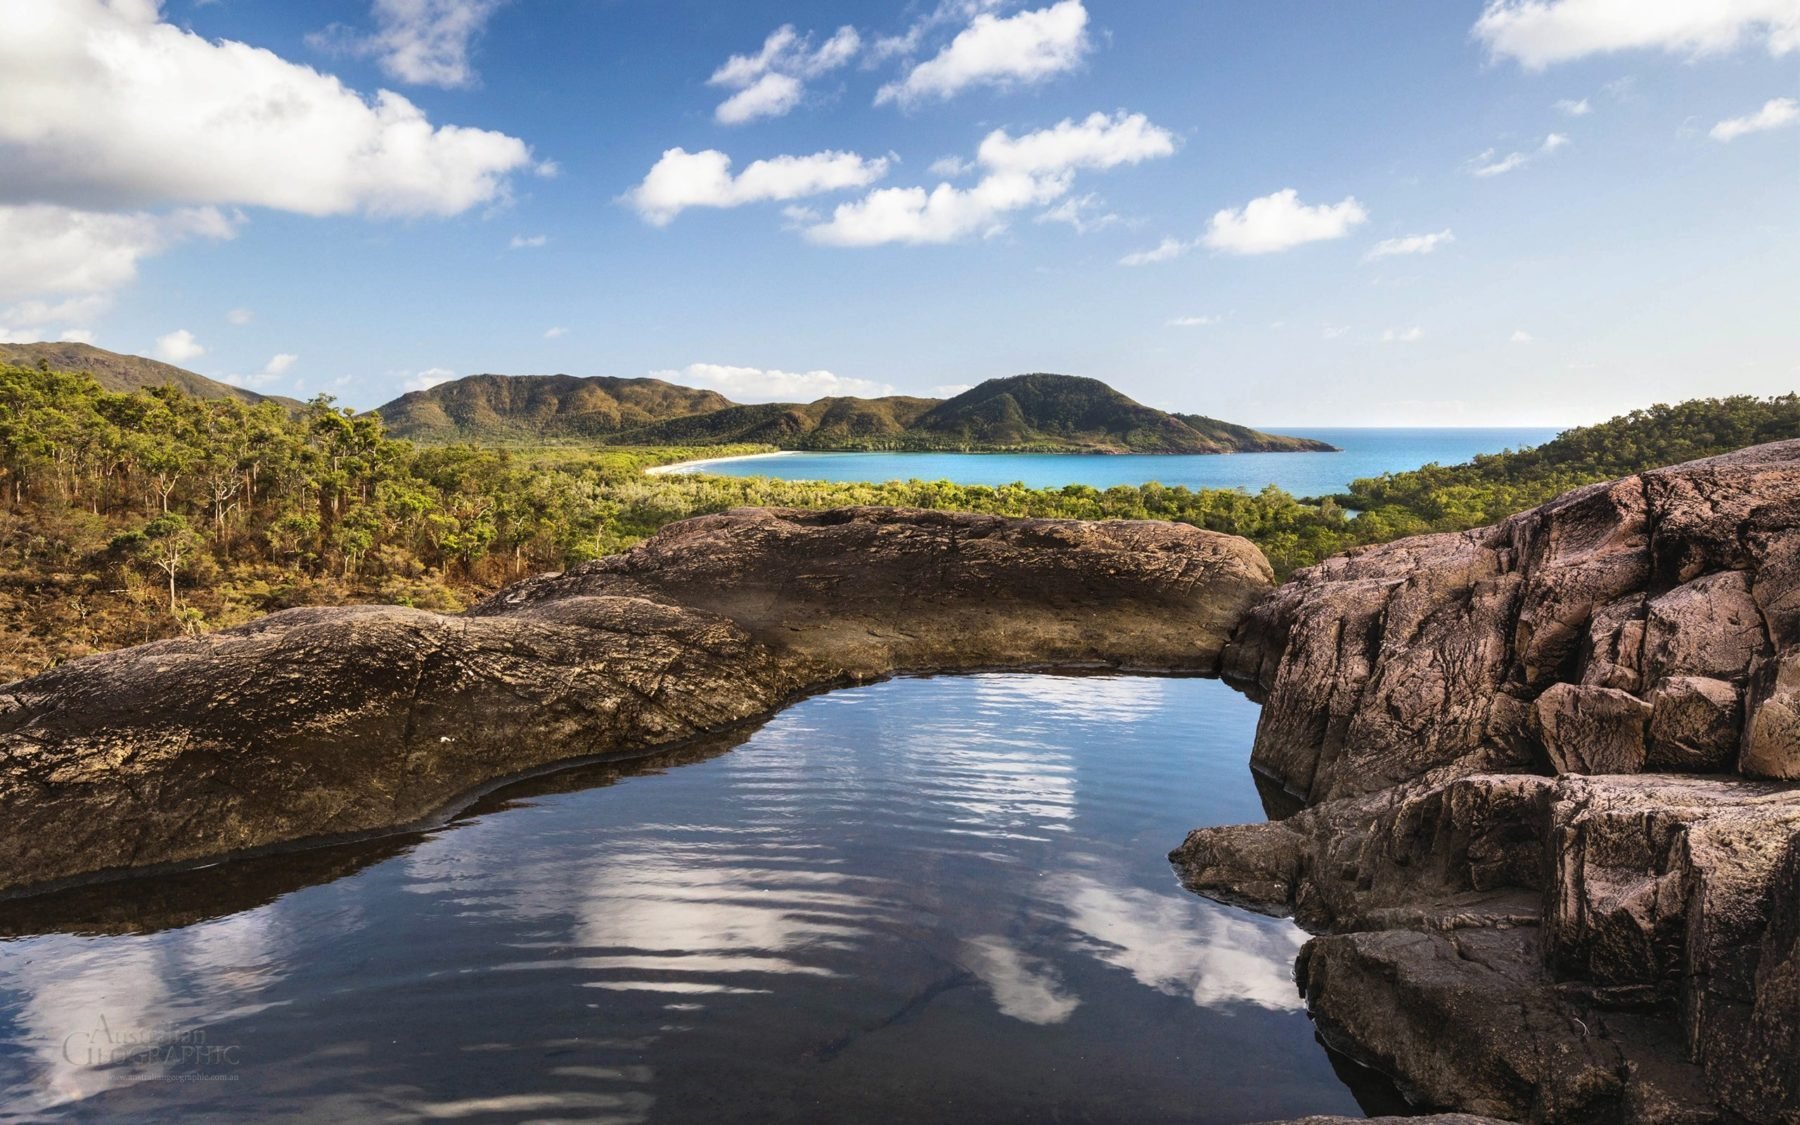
[{"left": 3, "top": 359, "right": 1796, "bottom": 680}]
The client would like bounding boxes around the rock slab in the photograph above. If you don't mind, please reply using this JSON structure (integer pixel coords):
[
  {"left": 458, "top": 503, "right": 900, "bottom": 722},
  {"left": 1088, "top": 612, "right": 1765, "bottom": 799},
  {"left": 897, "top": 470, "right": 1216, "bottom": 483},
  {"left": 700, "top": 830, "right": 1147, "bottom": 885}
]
[{"left": 0, "top": 507, "right": 1273, "bottom": 895}]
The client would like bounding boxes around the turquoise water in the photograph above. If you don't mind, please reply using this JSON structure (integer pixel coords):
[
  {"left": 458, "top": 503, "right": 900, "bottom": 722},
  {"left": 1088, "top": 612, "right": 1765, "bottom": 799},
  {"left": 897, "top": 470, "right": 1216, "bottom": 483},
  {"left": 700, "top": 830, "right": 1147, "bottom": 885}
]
[{"left": 678, "top": 427, "right": 1561, "bottom": 497}]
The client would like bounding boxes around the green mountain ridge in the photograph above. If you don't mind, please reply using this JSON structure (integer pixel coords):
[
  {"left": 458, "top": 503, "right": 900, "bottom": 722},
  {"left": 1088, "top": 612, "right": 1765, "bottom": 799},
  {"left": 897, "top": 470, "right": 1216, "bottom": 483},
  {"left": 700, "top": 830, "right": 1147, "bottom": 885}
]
[
  {"left": 0, "top": 342, "right": 302, "bottom": 409},
  {"left": 376, "top": 371, "right": 1336, "bottom": 454}
]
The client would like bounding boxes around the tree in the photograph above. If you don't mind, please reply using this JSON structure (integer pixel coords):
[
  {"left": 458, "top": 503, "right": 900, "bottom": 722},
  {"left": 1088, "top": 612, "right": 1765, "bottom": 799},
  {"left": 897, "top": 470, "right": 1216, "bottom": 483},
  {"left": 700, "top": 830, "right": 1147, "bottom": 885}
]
[{"left": 116, "top": 515, "right": 202, "bottom": 616}]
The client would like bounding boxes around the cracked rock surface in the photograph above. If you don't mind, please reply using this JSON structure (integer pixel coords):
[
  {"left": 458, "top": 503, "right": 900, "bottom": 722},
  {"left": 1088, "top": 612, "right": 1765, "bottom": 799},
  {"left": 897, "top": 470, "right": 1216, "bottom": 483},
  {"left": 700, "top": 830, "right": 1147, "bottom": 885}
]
[
  {"left": 0, "top": 506, "right": 1273, "bottom": 895},
  {"left": 1184, "top": 441, "right": 1800, "bottom": 1122}
]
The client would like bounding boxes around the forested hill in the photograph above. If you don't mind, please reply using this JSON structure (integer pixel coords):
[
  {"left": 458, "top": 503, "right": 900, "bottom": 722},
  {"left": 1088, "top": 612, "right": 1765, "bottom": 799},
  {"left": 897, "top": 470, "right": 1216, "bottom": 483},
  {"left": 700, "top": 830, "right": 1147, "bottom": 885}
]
[
  {"left": 377, "top": 371, "right": 1337, "bottom": 453},
  {"left": 376, "top": 374, "right": 736, "bottom": 442},
  {"left": 1337, "top": 394, "right": 1800, "bottom": 536},
  {"left": 0, "top": 342, "right": 298, "bottom": 408}
]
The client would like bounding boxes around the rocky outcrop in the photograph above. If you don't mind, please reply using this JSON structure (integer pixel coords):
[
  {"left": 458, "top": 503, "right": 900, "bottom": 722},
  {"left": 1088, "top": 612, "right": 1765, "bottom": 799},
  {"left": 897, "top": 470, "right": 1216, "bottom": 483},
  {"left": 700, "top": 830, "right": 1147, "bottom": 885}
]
[
  {"left": 0, "top": 507, "right": 1272, "bottom": 896},
  {"left": 1180, "top": 441, "right": 1800, "bottom": 1122}
]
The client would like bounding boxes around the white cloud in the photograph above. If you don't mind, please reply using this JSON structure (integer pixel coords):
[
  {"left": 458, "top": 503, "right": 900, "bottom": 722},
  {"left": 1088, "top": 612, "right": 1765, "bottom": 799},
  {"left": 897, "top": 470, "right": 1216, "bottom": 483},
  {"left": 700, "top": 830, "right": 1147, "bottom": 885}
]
[
  {"left": 1120, "top": 238, "right": 1194, "bottom": 266},
  {"left": 1381, "top": 326, "right": 1425, "bottom": 344},
  {"left": 976, "top": 111, "right": 1177, "bottom": 174},
  {"left": 804, "top": 111, "right": 1173, "bottom": 247},
  {"left": 1204, "top": 189, "right": 1369, "bottom": 256},
  {"left": 155, "top": 329, "right": 205, "bottom": 363},
  {"left": 311, "top": 0, "right": 505, "bottom": 89},
  {"left": 1364, "top": 228, "right": 1455, "bottom": 261},
  {"left": 1466, "top": 133, "right": 1570, "bottom": 177},
  {"left": 2, "top": 294, "right": 111, "bottom": 343},
  {"left": 237, "top": 352, "right": 299, "bottom": 388},
  {"left": 1511, "top": 329, "right": 1536, "bottom": 343},
  {"left": 929, "top": 155, "right": 976, "bottom": 177},
  {"left": 716, "top": 74, "right": 806, "bottom": 126},
  {"left": 709, "top": 25, "right": 861, "bottom": 125},
  {"left": 654, "top": 363, "right": 896, "bottom": 402},
  {"left": 226, "top": 308, "right": 254, "bottom": 326},
  {"left": 804, "top": 171, "right": 1066, "bottom": 246},
  {"left": 404, "top": 367, "right": 457, "bottom": 392},
  {"left": 0, "top": 0, "right": 537, "bottom": 219},
  {"left": 1168, "top": 315, "right": 1219, "bottom": 327},
  {"left": 624, "top": 148, "right": 891, "bottom": 226},
  {"left": 508, "top": 233, "right": 548, "bottom": 249},
  {"left": 931, "top": 383, "right": 974, "bottom": 397},
  {"left": 1035, "top": 193, "right": 1119, "bottom": 234},
  {"left": 1, "top": 295, "right": 109, "bottom": 329},
  {"left": 1555, "top": 97, "right": 1593, "bottom": 116},
  {"left": 877, "top": 0, "right": 1090, "bottom": 107},
  {"left": 1475, "top": 0, "right": 1800, "bottom": 69},
  {"left": 544, "top": 326, "right": 568, "bottom": 339},
  {"left": 1711, "top": 97, "right": 1800, "bottom": 140},
  {"left": 0, "top": 205, "right": 239, "bottom": 300}
]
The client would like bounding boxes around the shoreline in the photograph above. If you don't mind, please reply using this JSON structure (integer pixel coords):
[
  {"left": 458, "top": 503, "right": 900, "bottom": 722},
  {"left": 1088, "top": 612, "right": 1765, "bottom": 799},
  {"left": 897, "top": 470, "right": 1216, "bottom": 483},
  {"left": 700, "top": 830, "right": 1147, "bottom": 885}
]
[{"left": 645, "top": 450, "right": 806, "bottom": 476}]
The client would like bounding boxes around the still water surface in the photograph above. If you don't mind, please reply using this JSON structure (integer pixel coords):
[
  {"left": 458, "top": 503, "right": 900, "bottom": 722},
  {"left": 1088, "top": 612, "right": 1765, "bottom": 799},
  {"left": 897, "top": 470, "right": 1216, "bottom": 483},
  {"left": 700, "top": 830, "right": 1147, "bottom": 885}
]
[
  {"left": 0, "top": 675, "right": 1385, "bottom": 1122},
  {"left": 677, "top": 427, "right": 1560, "bottom": 496}
]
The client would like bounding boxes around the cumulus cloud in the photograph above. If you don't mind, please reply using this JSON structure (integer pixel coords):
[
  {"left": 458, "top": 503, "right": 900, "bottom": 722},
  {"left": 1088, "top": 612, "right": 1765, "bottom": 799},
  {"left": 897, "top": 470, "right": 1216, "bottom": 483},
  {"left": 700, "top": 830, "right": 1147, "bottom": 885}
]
[
  {"left": 654, "top": 363, "right": 896, "bottom": 402},
  {"left": 1204, "top": 189, "right": 1369, "bottom": 256},
  {"left": 155, "top": 329, "right": 205, "bottom": 363},
  {"left": 929, "top": 156, "right": 976, "bottom": 178},
  {"left": 0, "top": 0, "right": 538, "bottom": 219},
  {"left": 1711, "top": 97, "right": 1800, "bottom": 140},
  {"left": 1365, "top": 229, "right": 1455, "bottom": 261},
  {"left": 1511, "top": 329, "right": 1536, "bottom": 343},
  {"left": 311, "top": 0, "right": 506, "bottom": 89},
  {"left": 508, "top": 233, "right": 548, "bottom": 249},
  {"left": 1119, "top": 237, "right": 1194, "bottom": 266},
  {"left": 0, "top": 205, "right": 239, "bottom": 300},
  {"left": 1381, "top": 326, "right": 1425, "bottom": 344},
  {"left": 805, "top": 172, "right": 1066, "bottom": 246},
  {"left": 804, "top": 111, "right": 1173, "bottom": 247},
  {"left": 624, "top": 149, "right": 890, "bottom": 226},
  {"left": 976, "top": 111, "right": 1176, "bottom": 174},
  {"left": 1466, "top": 133, "right": 1570, "bottom": 177},
  {"left": 877, "top": 0, "right": 1090, "bottom": 107},
  {"left": 709, "top": 25, "right": 861, "bottom": 125},
  {"left": 404, "top": 367, "right": 457, "bottom": 392},
  {"left": 1555, "top": 97, "right": 1593, "bottom": 115},
  {"left": 1475, "top": 0, "right": 1800, "bottom": 68},
  {"left": 1168, "top": 315, "right": 1220, "bottom": 327},
  {"left": 226, "top": 308, "right": 254, "bottom": 326},
  {"left": 544, "top": 326, "right": 568, "bottom": 339}
]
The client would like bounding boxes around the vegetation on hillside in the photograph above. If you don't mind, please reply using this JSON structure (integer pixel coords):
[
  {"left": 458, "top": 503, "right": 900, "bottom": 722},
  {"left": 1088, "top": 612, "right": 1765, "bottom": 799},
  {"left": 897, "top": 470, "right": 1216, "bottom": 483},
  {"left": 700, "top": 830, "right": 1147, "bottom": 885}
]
[
  {"left": 0, "top": 341, "right": 300, "bottom": 408},
  {"left": 3, "top": 358, "right": 1796, "bottom": 681},
  {"left": 378, "top": 371, "right": 1335, "bottom": 454}
]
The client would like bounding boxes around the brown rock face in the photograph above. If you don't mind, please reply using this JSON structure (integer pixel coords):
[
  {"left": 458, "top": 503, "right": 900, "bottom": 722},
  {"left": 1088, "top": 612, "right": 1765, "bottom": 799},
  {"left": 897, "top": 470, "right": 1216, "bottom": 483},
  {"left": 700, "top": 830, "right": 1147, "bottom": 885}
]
[
  {"left": 1181, "top": 441, "right": 1800, "bottom": 1122},
  {"left": 0, "top": 507, "right": 1273, "bottom": 895}
]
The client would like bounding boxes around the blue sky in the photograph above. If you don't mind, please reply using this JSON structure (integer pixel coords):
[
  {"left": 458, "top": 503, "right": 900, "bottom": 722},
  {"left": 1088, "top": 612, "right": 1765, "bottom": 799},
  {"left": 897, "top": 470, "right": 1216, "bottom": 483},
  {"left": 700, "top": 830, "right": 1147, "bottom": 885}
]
[{"left": 2, "top": 1, "right": 1798, "bottom": 426}]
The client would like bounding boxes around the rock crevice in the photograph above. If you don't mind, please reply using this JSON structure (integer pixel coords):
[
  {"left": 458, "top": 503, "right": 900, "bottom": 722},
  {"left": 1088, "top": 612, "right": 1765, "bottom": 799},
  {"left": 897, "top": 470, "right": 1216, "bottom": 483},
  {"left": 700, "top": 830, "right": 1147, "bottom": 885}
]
[{"left": 1180, "top": 441, "right": 1800, "bottom": 1122}]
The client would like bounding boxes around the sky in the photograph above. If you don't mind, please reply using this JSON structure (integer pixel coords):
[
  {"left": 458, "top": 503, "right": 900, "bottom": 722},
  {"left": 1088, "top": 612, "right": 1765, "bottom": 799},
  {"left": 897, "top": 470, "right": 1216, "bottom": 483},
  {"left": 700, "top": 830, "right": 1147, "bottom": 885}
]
[{"left": 1, "top": 0, "right": 1798, "bottom": 427}]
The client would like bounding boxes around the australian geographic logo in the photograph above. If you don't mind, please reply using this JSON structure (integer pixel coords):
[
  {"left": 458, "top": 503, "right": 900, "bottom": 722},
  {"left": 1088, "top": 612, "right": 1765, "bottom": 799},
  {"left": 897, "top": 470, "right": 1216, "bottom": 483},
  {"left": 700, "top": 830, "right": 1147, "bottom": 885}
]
[{"left": 62, "top": 1015, "right": 241, "bottom": 1077}]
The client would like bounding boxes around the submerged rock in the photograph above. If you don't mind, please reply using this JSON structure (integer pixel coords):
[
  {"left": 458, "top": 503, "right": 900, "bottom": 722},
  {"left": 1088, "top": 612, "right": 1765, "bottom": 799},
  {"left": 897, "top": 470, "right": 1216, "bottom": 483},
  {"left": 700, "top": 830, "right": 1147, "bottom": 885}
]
[
  {"left": 0, "top": 506, "right": 1273, "bottom": 895},
  {"left": 1181, "top": 440, "right": 1800, "bottom": 1122}
]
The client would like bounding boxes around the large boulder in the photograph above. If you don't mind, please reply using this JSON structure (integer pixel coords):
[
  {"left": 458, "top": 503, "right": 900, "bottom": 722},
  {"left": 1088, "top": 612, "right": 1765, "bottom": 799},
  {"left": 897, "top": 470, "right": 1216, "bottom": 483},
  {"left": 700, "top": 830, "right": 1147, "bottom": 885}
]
[
  {"left": 0, "top": 507, "right": 1273, "bottom": 895},
  {"left": 1224, "top": 440, "right": 1800, "bottom": 804},
  {"left": 1185, "top": 441, "right": 1800, "bottom": 1122}
]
